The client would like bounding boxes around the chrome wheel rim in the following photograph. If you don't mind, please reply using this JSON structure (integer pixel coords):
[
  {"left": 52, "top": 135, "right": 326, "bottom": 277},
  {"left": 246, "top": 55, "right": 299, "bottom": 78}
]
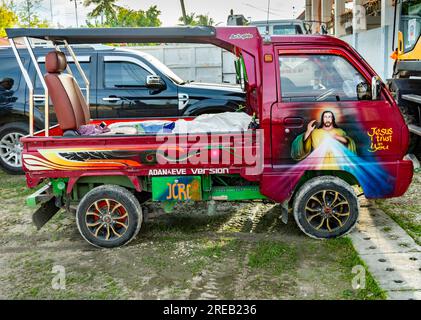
[
  {"left": 305, "top": 190, "right": 350, "bottom": 232},
  {"left": 0, "top": 132, "right": 24, "bottom": 168},
  {"left": 86, "top": 199, "right": 129, "bottom": 241}
]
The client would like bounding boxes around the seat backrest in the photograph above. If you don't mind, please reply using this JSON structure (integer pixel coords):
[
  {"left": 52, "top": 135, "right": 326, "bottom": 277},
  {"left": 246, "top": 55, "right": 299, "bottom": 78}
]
[{"left": 44, "top": 51, "right": 90, "bottom": 131}]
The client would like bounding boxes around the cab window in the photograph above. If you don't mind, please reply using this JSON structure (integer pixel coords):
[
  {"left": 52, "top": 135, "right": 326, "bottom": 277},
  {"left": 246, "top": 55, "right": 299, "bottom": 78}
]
[{"left": 279, "top": 54, "right": 369, "bottom": 102}]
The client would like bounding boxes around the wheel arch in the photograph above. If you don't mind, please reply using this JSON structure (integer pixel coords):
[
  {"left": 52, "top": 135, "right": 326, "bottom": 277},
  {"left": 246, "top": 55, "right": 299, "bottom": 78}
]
[
  {"left": 65, "top": 175, "right": 145, "bottom": 201},
  {"left": 289, "top": 170, "right": 360, "bottom": 206}
]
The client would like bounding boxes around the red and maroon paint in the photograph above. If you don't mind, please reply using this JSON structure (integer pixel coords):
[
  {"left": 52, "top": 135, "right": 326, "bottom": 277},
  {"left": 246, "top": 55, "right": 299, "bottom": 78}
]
[{"left": 20, "top": 27, "right": 413, "bottom": 203}]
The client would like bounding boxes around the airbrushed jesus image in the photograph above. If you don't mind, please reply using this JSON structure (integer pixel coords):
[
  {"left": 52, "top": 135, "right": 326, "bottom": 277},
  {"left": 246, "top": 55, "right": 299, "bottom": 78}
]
[{"left": 291, "top": 110, "right": 357, "bottom": 169}]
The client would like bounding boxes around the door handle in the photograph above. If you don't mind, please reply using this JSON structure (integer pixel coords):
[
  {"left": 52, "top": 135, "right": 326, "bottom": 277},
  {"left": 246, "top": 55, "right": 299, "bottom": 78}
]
[
  {"left": 283, "top": 117, "right": 304, "bottom": 128},
  {"left": 102, "top": 97, "right": 122, "bottom": 102}
]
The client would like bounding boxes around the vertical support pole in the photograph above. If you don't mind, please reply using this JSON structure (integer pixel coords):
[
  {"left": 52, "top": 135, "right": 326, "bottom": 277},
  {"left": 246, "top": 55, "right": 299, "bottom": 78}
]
[
  {"left": 321, "top": 0, "right": 333, "bottom": 33},
  {"left": 311, "top": 0, "right": 321, "bottom": 33},
  {"left": 305, "top": 0, "right": 312, "bottom": 22},
  {"left": 381, "top": 0, "right": 395, "bottom": 80},
  {"left": 9, "top": 38, "right": 34, "bottom": 136},
  {"left": 64, "top": 40, "right": 90, "bottom": 108},
  {"left": 24, "top": 37, "right": 49, "bottom": 137},
  {"left": 334, "top": 0, "right": 346, "bottom": 37}
]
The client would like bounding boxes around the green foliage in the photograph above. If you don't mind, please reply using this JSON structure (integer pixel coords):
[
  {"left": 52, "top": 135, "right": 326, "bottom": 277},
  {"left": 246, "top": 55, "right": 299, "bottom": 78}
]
[
  {"left": 0, "top": 1, "right": 18, "bottom": 37},
  {"left": 17, "top": 0, "right": 49, "bottom": 28},
  {"left": 85, "top": 4, "right": 162, "bottom": 28},
  {"left": 107, "top": 5, "right": 162, "bottom": 28},
  {"left": 178, "top": 13, "right": 215, "bottom": 26},
  {"left": 84, "top": 0, "right": 118, "bottom": 23}
]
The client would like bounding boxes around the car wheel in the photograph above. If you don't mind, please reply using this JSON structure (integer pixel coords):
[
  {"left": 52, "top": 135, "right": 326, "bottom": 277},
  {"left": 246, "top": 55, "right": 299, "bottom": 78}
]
[
  {"left": 293, "top": 176, "right": 359, "bottom": 239},
  {"left": 76, "top": 185, "right": 143, "bottom": 248},
  {"left": 0, "top": 122, "right": 28, "bottom": 175}
]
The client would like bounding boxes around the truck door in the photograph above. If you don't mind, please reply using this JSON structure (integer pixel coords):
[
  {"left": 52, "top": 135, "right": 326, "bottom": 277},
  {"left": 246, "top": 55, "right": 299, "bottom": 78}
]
[
  {"left": 271, "top": 48, "right": 404, "bottom": 197},
  {"left": 97, "top": 54, "right": 179, "bottom": 119}
]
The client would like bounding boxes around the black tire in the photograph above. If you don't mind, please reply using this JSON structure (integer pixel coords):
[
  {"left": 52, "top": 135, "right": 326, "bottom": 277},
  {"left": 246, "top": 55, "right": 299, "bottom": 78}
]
[
  {"left": 0, "top": 122, "right": 28, "bottom": 175},
  {"left": 76, "top": 185, "right": 143, "bottom": 248},
  {"left": 293, "top": 176, "right": 359, "bottom": 239}
]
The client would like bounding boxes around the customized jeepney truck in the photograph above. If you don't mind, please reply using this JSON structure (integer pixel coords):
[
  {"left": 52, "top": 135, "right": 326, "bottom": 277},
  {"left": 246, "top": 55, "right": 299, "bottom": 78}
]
[{"left": 6, "top": 27, "right": 414, "bottom": 248}]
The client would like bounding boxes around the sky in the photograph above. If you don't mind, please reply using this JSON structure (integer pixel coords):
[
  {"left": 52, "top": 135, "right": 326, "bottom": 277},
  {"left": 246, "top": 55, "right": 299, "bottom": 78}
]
[{"left": 18, "top": 0, "right": 305, "bottom": 27}]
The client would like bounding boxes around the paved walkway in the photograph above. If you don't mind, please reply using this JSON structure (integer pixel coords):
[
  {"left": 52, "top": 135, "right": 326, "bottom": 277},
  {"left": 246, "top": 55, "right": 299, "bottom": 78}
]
[{"left": 350, "top": 199, "right": 421, "bottom": 300}]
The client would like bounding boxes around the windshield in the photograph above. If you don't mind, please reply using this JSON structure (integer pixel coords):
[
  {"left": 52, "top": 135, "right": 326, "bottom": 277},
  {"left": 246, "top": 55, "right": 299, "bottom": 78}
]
[
  {"left": 136, "top": 51, "right": 185, "bottom": 85},
  {"left": 400, "top": 0, "right": 421, "bottom": 53}
]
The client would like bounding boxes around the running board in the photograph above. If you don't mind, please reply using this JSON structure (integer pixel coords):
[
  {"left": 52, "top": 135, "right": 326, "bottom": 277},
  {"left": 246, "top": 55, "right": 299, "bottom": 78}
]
[
  {"left": 408, "top": 124, "right": 421, "bottom": 136},
  {"left": 402, "top": 94, "right": 421, "bottom": 105}
]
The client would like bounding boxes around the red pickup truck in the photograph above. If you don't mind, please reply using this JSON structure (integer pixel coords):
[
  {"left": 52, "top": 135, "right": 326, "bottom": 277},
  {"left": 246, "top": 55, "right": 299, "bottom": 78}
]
[{"left": 6, "top": 27, "right": 413, "bottom": 248}]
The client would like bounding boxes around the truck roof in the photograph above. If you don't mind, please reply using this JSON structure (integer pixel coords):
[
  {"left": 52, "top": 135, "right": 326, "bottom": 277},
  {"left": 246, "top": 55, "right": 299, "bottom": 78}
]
[
  {"left": 5, "top": 27, "right": 349, "bottom": 49},
  {"left": 5, "top": 27, "right": 217, "bottom": 44},
  {"left": 269, "top": 34, "right": 354, "bottom": 49}
]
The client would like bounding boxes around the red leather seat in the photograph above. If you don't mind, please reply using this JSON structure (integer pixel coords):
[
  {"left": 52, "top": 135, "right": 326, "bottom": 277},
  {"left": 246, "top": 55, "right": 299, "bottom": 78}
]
[{"left": 44, "top": 51, "right": 90, "bottom": 131}]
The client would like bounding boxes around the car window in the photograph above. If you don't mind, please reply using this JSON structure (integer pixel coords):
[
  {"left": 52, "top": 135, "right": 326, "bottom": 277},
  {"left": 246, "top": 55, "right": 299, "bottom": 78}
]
[
  {"left": 104, "top": 61, "right": 150, "bottom": 88},
  {"left": 35, "top": 62, "right": 90, "bottom": 88},
  {"left": 273, "top": 25, "right": 303, "bottom": 35},
  {"left": 279, "top": 54, "right": 367, "bottom": 102},
  {"left": 0, "top": 58, "right": 23, "bottom": 91},
  {"left": 0, "top": 58, "right": 22, "bottom": 104}
]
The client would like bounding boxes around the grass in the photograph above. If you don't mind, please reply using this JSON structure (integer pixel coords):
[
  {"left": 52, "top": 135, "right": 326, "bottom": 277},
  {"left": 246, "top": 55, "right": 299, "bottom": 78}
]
[
  {"left": 325, "top": 238, "right": 387, "bottom": 300},
  {"left": 375, "top": 172, "right": 421, "bottom": 245},
  {"left": 247, "top": 241, "right": 297, "bottom": 275}
]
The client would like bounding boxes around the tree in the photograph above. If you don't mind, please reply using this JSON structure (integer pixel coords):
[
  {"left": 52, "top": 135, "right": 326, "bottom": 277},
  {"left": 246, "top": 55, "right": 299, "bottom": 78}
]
[
  {"left": 178, "top": 13, "right": 215, "bottom": 26},
  {"left": 178, "top": 13, "right": 197, "bottom": 26},
  {"left": 196, "top": 14, "right": 214, "bottom": 26},
  {"left": 0, "top": 1, "right": 18, "bottom": 38},
  {"left": 87, "top": 5, "right": 162, "bottom": 28},
  {"left": 17, "top": 0, "right": 49, "bottom": 27},
  {"left": 84, "top": 0, "right": 119, "bottom": 25}
]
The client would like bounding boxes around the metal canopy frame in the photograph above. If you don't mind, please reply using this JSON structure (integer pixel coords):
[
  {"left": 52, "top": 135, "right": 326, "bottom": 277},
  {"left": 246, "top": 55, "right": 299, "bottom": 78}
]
[
  {"left": 8, "top": 37, "right": 91, "bottom": 137},
  {"left": 6, "top": 26, "right": 262, "bottom": 137}
]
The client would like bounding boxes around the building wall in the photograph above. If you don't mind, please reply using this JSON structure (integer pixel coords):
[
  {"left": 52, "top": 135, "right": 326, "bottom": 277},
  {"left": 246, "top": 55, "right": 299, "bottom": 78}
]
[
  {"left": 341, "top": 26, "right": 394, "bottom": 81},
  {"left": 132, "top": 44, "right": 237, "bottom": 84}
]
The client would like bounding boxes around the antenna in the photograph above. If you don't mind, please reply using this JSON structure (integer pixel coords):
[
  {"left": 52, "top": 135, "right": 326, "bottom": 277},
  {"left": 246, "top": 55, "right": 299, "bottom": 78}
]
[{"left": 265, "top": 0, "right": 271, "bottom": 35}]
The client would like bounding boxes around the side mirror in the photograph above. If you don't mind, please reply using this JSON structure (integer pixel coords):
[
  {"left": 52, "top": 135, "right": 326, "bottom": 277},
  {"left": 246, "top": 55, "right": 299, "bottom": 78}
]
[
  {"left": 371, "top": 76, "right": 381, "bottom": 100},
  {"left": 356, "top": 82, "right": 371, "bottom": 100},
  {"left": 146, "top": 75, "right": 165, "bottom": 90}
]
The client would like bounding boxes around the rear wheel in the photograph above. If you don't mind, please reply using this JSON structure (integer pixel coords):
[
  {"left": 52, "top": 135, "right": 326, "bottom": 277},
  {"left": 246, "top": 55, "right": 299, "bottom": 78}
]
[
  {"left": 293, "top": 176, "right": 359, "bottom": 239},
  {"left": 0, "top": 122, "right": 28, "bottom": 174},
  {"left": 76, "top": 185, "right": 143, "bottom": 248}
]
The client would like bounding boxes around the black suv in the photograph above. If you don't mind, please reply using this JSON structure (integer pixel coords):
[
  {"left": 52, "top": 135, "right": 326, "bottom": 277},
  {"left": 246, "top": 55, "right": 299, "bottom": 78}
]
[{"left": 0, "top": 45, "right": 245, "bottom": 174}]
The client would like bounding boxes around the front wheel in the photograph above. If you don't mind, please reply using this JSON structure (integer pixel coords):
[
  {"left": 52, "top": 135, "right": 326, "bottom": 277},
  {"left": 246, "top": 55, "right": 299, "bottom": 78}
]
[
  {"left": 76, "top": 185, "right": 143, "bottom": 248},
  {"left": 292, "top": 176, "right": 359, "bottom": 239}
]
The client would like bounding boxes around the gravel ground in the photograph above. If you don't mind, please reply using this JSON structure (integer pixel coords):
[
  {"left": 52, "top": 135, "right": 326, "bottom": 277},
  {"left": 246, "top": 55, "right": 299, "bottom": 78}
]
[{"left": 0, "top": 171, "right": 385, "bottom": 300}]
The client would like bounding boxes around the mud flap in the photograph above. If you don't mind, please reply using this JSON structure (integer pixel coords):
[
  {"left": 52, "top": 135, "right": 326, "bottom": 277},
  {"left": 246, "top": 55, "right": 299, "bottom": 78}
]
[
  {"left": 32, "top": 198, "right": 60, "bottom": 230},
  {"left": 281, "top": 201, "right": 288, "bottom": 224}
]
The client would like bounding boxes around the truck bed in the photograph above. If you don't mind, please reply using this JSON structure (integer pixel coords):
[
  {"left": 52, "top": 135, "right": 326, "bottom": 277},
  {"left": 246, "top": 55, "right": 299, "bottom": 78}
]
[{"left": 21, "top": 117, "right": 262, "bottom": 188}]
